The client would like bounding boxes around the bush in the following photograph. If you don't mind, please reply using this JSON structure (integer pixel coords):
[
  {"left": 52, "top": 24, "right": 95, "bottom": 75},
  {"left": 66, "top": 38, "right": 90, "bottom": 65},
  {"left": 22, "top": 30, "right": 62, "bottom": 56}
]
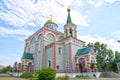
[
  {"left": 75, "top": 75, "right": 83, "bottom": 78},
  {"left": 36, "top": 68, "right": 56, "bottom": 80},
  {"left": 75, "top": 75, "right": 93, "bottom": 79},
  {"left": 1, "top": 65, "right": 12, "bottom": 73},
  {"left": 20, "top": 72, "right": 34, "bottom": 79},
  {"left": 29, "top": 78, "right": 37, "bottom": 80},
  {"left": 56, "top": 75, "right": 69, "bottom": 80}
]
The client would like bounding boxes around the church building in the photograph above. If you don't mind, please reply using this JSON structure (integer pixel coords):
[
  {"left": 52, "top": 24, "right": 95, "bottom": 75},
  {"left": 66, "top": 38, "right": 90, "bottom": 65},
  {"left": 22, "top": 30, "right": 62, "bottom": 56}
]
[{"left": 21, "top": 8, "right": 97, "bottom": 72}]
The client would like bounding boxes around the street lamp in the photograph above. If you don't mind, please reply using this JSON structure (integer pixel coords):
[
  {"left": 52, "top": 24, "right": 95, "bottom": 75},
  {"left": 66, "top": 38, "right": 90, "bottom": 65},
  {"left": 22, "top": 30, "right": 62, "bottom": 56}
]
[{"left": 117, "top": 40, "right": 120, "bottom": 43}]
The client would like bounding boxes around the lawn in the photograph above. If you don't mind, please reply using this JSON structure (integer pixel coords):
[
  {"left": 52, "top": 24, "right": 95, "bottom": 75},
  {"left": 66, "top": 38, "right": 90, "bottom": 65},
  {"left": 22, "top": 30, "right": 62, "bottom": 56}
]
[{"left": 0, "top": 77, "right": 27, "bottom": 80}]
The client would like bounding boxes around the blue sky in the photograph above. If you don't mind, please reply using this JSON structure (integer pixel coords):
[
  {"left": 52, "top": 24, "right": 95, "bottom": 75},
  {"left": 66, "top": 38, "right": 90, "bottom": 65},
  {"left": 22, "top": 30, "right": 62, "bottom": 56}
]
[{"left": 0, "top": 0, "right": 120, "bottom": 66}]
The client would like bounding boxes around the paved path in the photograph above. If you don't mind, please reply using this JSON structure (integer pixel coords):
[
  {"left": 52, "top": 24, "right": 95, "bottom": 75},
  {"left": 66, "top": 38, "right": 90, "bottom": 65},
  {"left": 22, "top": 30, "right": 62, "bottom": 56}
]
[
  {"left": 0, "top": 77, "right": 27, "bottom": 80},
  {"left": 70, "top": 78, "right": 120, "bottom": 80}
]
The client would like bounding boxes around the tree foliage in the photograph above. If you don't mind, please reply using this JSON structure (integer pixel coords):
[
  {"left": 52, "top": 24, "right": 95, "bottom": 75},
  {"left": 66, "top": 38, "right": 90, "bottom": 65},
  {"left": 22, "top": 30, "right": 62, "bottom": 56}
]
[
  {"left": 1, "top": 65, "right": 12, "bottom": 73},
  {"left": 115, "top": 51, "right": 120, "bottom": 62},
  {"left": 87, "top": 42, "right": 116, "bottom": 72},
  {"left": 36, "top": 68, "right": 56, "bottom": 80}
]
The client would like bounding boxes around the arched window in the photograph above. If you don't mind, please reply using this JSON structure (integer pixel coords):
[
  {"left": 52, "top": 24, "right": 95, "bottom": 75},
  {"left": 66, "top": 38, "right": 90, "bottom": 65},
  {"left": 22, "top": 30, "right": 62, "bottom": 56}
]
[
  {"left": 38, "top": 34, "right": 43, "bottom": 52},
  {"left": 56, "top": 65, "right": 60, "bottom": 69},
  {"left": 66, "top": 61, "right": 69, "bottom": 69},
  {"left": 46, "top": 33, "right": 56, "bottom": 41},
  {"left": 58, "top": 36, "right": 64, "bottom": 41},
  {"left": 48, "top": 60, "right": 51, "bottom": 67},
  {"left": 58, "top": 47, "right": 61, "bottom": 54},
  {"left": 69, "top": 28, "right": 72, "bottom": 37},
  {"left": 30, "top": 37, "right": 36, "bottom": 53}
]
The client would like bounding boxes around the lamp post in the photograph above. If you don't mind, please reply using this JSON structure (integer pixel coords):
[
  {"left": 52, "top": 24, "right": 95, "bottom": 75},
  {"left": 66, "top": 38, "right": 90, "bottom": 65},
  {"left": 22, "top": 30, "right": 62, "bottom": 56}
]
[{"left": 118, "top": 40, "right": 120, "bottom": 43}]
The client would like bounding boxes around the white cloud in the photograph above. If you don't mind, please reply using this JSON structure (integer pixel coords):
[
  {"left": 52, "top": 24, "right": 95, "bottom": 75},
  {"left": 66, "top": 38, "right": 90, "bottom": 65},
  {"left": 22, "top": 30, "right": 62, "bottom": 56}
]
[
  {"left": 88, "top": 0, "right": 95, "bottom": 4},
  {"left": 95, "top": 1, "right": 104, "bottom": 8},
  {"left": 0, "top": 0, "right": 88, "bottom": 27},
  {"left": 78, "top": 35, "right": 120, "bottom": 52},
  {"left": 18, "top": 37, "right": 28, "bottom": 41},
  {"left": 0, "top": 27, "right": 33, "bottom": 36},
  {"left": 88, "top": 0, "right": 120, "bottom": 8},
  {"left": 72, "top": 10, "right": 88, "bottom": 26},
  {"left": 104, "top": 0, "right": 117, "bottom": 3}
]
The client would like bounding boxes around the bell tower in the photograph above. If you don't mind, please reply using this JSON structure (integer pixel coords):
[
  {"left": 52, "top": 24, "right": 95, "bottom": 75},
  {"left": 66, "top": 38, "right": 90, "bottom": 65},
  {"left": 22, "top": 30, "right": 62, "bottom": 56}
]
[{"left": 64, "top": 8, "right": 77, "bottom": 38}]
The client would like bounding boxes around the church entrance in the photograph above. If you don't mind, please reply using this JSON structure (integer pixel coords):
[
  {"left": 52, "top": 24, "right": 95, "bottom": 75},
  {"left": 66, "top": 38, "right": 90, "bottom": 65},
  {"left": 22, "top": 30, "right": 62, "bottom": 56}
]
[
  {"left": 28, "top": 62, "right": 32, "bottom": 72},
  {"left": 76, "top": 57, "right": 87, "bottom": 72}
]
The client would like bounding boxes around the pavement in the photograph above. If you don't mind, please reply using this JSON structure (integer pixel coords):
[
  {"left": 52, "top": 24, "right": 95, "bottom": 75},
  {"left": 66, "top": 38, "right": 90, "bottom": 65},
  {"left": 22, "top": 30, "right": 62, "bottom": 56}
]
[{"left": 70, "top": 78, "right": 120, "bottom": 80}]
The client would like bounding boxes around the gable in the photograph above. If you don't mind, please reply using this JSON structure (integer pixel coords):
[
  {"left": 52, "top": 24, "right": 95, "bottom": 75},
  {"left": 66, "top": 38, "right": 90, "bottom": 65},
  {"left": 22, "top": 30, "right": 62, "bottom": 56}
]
[{"left": 90, "top": 48, "right": 95, "bottom": 55}]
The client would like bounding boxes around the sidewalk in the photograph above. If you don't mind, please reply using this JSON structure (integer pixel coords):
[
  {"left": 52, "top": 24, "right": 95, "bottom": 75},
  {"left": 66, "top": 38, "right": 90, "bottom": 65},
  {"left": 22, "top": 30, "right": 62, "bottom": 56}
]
[{"left": 70, "top": 78, "right": 120, "bottom": 80}]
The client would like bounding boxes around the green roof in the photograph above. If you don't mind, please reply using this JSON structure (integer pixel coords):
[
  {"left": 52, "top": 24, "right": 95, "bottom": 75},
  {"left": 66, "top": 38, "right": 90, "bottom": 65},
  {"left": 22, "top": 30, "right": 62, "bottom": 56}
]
[
  {"left": 22, "top": 52, "right": 34, "bottom": 60},
  {"left": 75, "top": 47, "right": 91, "bottom": 56},
  {"left": 67, "top": 8, "right": 72, "bottom": 24}
]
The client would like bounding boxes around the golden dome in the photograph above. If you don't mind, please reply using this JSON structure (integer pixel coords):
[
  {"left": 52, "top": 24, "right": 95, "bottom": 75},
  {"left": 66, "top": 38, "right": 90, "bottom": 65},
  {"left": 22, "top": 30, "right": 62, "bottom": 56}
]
[
  {"left": 44, "top": 19, "right": 57, "bottom": 26},
  {"left": 67, "top": 8, "right": 71, "bottom": 12},
  {"left": 45, "top": 19, "right": 54, "bottom": 24}
]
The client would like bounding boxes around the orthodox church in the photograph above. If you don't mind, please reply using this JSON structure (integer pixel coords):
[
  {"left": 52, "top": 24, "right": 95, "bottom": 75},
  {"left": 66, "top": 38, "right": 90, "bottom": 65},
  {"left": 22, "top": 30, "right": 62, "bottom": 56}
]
[{"left": 20, "top": 8, "right": 97, "bottom": 72}]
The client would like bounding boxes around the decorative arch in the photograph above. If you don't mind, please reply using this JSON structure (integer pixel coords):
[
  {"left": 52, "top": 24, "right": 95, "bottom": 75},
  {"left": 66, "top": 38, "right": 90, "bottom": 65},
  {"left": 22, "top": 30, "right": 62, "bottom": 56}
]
[
  {"left": 58, "top": 36, "right": 64, "bottom": 41},
  {"left": 38, "top": 34, "right": 43, "bottom": 52},
  {"left": 77, "top": 57, "right": 87, "bottom": 72},
  {"left": 30, "top": 37, "right": 36, "bottom": 44},
  {"left": 76, "top": 57, "right": 86, "bottom": 64},
  {"left": 38, "top": 34, "right": 43, "bottom": 40},
  {"left": 27, "top": 61, "right": 33, "bottom": 72},
  {"left": 27, "top": 61, "right": 33, "bottom": 65},
  {"left": 29, "top": 37, "right": 36, "bottom": 53},
  {"left": 25, "top": 43, "right": 30, "bottom": 52},
  {"left": 78, "top": 57, "right": 86, "bottom": 64},
  {"left": 46, "top": 33, "right": 56, "bottom": 41}
]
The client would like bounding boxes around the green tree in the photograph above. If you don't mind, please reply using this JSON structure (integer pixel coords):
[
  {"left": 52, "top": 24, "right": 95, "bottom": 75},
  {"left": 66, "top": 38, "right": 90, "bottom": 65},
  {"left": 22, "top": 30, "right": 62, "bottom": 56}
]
[
  {"left": 36, "top": 68, "right": 56, "bottom": 80},
  {"left": 87, "top": 42, "right": 114, "bottom": 71},
  {"left": 115, "top": 51, "right": 120, "bottom": 62},
  {"left": 112, "top": 51, "right": 120, "bottom": 73},
  {"left": 106, "top": 49, "right": 114, "bottom": 71},
  {"left": 2, "top": 65, "right": 12, "bottom": 73}
]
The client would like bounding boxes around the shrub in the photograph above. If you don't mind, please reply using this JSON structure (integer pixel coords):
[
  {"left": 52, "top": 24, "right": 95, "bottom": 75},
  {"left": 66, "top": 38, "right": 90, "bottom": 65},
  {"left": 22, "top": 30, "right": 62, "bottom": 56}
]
[
  {"left": 36, "top": 68, "right": 56, "bottom": 80},
  {"left": 75, "top": 75, "right": 83, "bottom": 78},
  {"left": 56, "top": 75, "right": 69, "bottom": 80},
  {"left": 20, "top": 72, "right": 34, "bottom": 79},
  {"left": 75, "top": 75, "right": 93, "bottom": 79},
  {"left": 29, "top": 78, "right": 37, "bottom": 80}
]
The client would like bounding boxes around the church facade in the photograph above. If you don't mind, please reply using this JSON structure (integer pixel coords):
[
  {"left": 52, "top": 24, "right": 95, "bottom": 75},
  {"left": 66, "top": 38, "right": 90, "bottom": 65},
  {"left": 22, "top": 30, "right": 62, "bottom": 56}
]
[{"left": 21, "top": 8, "right": 97, "bottom": 72}]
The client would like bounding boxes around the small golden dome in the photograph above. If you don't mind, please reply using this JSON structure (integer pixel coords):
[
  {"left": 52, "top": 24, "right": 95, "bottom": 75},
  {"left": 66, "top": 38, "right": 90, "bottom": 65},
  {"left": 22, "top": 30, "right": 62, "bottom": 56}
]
[
  {"left": 67, "top": 8, "right": 71, "bottom": 12},
  {"left": 44, "top": 19, "right": 57, "bottom": 26},
  {"left": 44, "top": 19, "right": 54, "bottom": 25}
]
